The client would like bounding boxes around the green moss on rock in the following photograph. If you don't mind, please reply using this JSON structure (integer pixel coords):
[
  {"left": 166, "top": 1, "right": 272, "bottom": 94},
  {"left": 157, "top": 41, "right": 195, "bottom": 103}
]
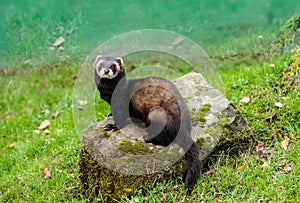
[
  {"left": 271, "top": 13, "right": 300, "bottom": 52},
  {"left": 190, "top": 108, "right": 207, "bottom": 125},
  {"left": 117, "top": 140, "right": 153, "bottom": 155},
  {"left": 78, "top": 146, "right": 187, "bottom": 202},
  {"left": 200, "top": 103, "right": 211, "bottom": 112},
  {"left": 281, "top": 48, "right": 300, "bottom": 93},
  {"left": 219, "top": 118, "right": 230, "bottom": 127}
]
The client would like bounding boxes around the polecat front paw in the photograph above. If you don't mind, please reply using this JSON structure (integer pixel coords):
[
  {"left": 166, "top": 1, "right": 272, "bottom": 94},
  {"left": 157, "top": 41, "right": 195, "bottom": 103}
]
[{"left": 104, "top": 123, "right": 119, "bottom": 131}]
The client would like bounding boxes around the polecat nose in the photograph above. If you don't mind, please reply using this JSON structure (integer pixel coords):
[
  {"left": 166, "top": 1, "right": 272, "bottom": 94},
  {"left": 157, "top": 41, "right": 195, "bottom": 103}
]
[{"left": 104, "top": 69, "right": 109, "bottom": 74}]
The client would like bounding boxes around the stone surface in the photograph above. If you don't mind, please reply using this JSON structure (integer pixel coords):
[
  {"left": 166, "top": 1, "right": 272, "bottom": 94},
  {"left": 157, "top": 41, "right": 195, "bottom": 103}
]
[
  {"left": 271, "top": 14, "right": 300, "bottom": 53},
  {"left": 78, "top": 72, "right": 252, "bottom": 201},
  {"left": 281, "top": 49, "right": 300, "bottom": 92}
]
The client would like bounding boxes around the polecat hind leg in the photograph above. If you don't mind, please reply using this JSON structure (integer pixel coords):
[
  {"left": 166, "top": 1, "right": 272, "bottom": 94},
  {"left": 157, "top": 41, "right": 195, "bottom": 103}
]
[{"left": 143, "top": 106, "right": 172, "bottom": 146}]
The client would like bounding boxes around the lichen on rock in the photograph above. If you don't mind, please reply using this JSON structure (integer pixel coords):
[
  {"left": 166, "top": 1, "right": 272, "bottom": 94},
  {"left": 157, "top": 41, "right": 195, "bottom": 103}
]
[{"left": 78, "top": 72, "right": 251, "bottom": 201}]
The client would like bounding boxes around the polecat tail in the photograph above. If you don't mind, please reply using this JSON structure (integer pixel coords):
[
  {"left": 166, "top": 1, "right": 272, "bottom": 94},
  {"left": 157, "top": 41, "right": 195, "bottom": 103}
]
[{"left": 184, "top": 141, "right": 201, "bottom": 195}]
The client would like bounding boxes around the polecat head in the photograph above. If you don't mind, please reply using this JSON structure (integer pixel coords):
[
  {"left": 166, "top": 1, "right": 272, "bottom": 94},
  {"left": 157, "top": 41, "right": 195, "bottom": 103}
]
[{"left": 94, "top": 55, "right": 124, "bottom": 79}]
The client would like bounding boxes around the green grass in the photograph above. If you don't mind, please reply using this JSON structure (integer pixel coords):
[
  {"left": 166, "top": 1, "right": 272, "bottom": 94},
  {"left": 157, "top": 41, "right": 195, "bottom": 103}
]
[
  {"left": 1, "top": 53, "right": 299, "bottom": 203},
  {"left": 1, "top": 0, "right": 300, "bottom": 68},
  {"left": 1, "top": 0, "right": 300, "bottom": 202}
]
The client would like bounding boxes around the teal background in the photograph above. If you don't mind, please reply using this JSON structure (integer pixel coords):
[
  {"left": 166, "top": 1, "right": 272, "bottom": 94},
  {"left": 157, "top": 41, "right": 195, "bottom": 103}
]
[{"left": 1, "top": 0, "right": 299, "bottom": 68}]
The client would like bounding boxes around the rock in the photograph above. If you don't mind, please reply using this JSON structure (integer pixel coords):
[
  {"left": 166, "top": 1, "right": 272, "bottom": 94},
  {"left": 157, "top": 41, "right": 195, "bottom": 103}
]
[
  {"left": 293, "top": 29, "right": 300, "bottom": 46},
  {"left": 281, "top": 49, "right": 300, "bottom": 92},
  {"left": 271, "top": 14, "right": 300, "bottom": 53},
  {"left": 78, "top": 72, "right": 252, "bottom": 201}
]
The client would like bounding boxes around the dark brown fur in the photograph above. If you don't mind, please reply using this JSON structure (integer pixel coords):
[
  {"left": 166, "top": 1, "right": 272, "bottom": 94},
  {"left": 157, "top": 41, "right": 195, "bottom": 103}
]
[{"left": 94, "top": 56, "right": 201, "bottom": 194}]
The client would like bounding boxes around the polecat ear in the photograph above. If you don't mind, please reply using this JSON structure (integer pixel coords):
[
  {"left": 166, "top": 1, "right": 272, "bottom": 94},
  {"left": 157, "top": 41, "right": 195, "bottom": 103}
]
[
  {"left": 116, "top": 57, "right": 123, "bottom": 67},
  {"left": 94, "top": 55, "right": 102, "bottom": 67}
]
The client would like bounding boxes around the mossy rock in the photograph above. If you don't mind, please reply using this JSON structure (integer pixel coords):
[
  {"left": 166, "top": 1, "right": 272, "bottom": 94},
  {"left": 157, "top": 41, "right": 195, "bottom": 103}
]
[
  {"left": 281, "top": 48, "right": 300, "bottom": 93},
  {"left": 271, "top": 13, "right": 300, "bottom": 53},
  {"left": 78, "top": 73, "right": 252, "bottom": 201}
]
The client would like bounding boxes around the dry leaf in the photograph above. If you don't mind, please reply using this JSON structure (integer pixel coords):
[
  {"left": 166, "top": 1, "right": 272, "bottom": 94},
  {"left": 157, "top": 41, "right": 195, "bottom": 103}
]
[
  {"left": 256, "top": 143, "right": 264, "bottom": 154},
  {"left": 44, "top": 129, "right": 50, "bottom": 135},
  {"left": 52, "top": 37, "right": 65, "bottom": 47},
  {"left": 44, "top": 168, "right": 51, "bottom": 179},
  {"left": 238, "top": 163, "right": 248, "bottom": 171},
  {"left": 261, "top": 162, "right": 269, "bottom": 169},
  {"left": 284, "top": 165, "right": 293, "bottom": 173},
  {"left": 239, "top": 96, "right": 250, "bottom": 104},
  {"left": 266, "top": 112, "right": 276, "bottom": 122},
  {"left": 58, "top": 46, "right": 64, "bottom": 52},
  {"left": 67, "top": 28, "right": 74, "bottom": 35},
  {"left": 52, "top": 111, "right": 60, "bottom": 119},
  {"left": 160, "top": 194, "right": 167, "bottom": 203},
  {"left": 171, "top": 36, "right": 183, "bottom": 45},
  {"left": 41, "top": 109, "right": 50, "bottom": 115},
  {"left": 275, "top": 130, "right": 282, "bottom": 136},
  {"left": 288, "top": 132, "right": 296, "bottom": 140},
  {"left": 204, "top": 167, "right": 215, "bottom": 176},
  {"left": 280, "top": 137, "right": 289, "bottom": 151},
  {"left": 8, "top": 143, "right": 15, "bottom": 149},
  {"left": 214, "top": 197, "right": 221, "bottom": 203},
  {"left": 274, "top": 102, "right": 283, "bottom": 108},
  {"left": 269, "top": 64, "right": 275, "bottom": 68},
  {"left": 38, "top": 120, "right": 51, "bottom": 130},
  {"left": 33, "top": 129, "right": 41, "bottom": 134}
]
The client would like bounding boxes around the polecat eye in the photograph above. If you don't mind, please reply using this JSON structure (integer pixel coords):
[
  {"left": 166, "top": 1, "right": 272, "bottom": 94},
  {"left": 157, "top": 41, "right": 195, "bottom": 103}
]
[{"left": 110, "top": 65, "right": 116, "bottom": 69}]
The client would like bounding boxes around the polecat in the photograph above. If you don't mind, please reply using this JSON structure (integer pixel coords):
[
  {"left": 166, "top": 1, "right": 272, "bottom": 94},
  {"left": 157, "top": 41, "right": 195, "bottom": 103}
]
[{"left": 94, "top": 55, "right": 201, "bottom": 194}]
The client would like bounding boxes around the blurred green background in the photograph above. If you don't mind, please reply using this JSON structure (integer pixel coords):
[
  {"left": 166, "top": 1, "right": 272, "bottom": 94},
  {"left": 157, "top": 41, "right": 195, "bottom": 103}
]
[{"left": 1, "top": 0, "right": 300, "bottom": 68}]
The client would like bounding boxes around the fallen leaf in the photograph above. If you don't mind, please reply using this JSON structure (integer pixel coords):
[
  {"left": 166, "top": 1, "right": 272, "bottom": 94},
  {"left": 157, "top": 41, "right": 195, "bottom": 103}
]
[
  {"left": 261, "top": 162, "right": 269, "bottom": 169},
  {"left": 52, "top": 37, "right": 65, "bottom": 47},
  {"left": 67, "top": 28, "right": 74, "bottom": 35},
  {"left": 258, "top": 35, "right": 264, "bottom": 40},
  {"left": 58, "top": 46, "right": 64, "bottom": 52},
  {"left": 280, "top": 137, "right": 289, "bottom": 151},
  {"left": 33, "top": 129, "right": 41, "bottom": 134},
  {"left": 288, "top": 143, "right": 295, "bottom": 150},
  {"left": 160, "top": 194, "right": 167, "bottom": 203},
  {"left": 269, "top": 64, "right": 275, "bottom": 68},
  {"left": 266, "top": 112, "right": 276, "bottom": 122},
  {"left": 288, "top": 132, "right": 296, "bottom": 140},
  {"left": 52, "top": 111, "right": 60, "bottom": 119},
  {"left": 38, "top": 120, "right": 51, "bottom": 130},
  {"left": 44, "top": 168, "right": 51, "bottom": 179},
  {"left": 171, "top": 36, "right": 183, "bottom": 45},
  {"left": 275, "top": 130, "right": 282, "bottom": 136},
  {"left": 44, "top": 129, "right": 50, "bottom": 135},
  {"left": 204, "top": 167, "right": 215, "bottom": 176},
  {"left": 284, "top": 165, "right": 293, "bottom": 173},
  {"left": 274, "top": 102, "right": 283, "bottom": 108},
  {"left": 238, "top": 163, "right": 248, "bottom": 171},
  {"left": 239, "top": 96, "right": 250, "bottom": 104},
  {"left": 256, "top": 143, "right": 264, "bottom": 154},
  {"left": 41, "top": 109, "right": 50, "bottom": 115},
  {"left": 214, "top": 197, "right": 221, "bottom": 203},
  {"left": 8, "top": 143, "right": 15, "bottom": 149}
]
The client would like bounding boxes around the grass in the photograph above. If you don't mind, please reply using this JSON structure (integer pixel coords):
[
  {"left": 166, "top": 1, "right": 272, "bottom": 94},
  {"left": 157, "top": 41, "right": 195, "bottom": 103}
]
[{"left": 1, "top": 0, "right": 300, "bottom": 202}]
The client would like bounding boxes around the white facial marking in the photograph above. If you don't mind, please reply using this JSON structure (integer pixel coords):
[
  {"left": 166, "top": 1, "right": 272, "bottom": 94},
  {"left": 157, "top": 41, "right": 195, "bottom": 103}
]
[
  {"left": 95, "top": 59, "right": 122, "bottom": 79},
  {"left": 99, "top": 69, "right": 105, "bottom": 77}
]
